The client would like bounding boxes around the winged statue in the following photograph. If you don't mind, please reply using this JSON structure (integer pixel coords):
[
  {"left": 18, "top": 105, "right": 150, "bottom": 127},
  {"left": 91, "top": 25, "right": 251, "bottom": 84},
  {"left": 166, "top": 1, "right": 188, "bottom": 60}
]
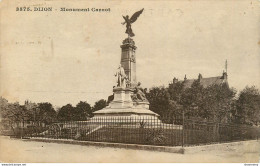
[{"left": 122, "top": 8, "right": 144, "bottom": 37}]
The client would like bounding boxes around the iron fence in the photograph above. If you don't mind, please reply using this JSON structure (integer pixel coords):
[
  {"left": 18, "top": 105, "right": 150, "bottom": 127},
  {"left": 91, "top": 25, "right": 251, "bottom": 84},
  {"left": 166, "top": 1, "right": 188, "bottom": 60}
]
[{"left": 22, "top": 116, "right": 260, "bottom": 147}]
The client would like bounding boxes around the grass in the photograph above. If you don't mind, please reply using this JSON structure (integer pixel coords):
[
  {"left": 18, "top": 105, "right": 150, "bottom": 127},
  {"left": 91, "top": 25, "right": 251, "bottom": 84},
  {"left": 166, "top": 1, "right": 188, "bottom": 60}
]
[
  {"left": 23, "top": 122, "right": 260, "bottom": 147},
  {"left": 81, "top": 127, "right": 182, "bottom": 146},
  {"left": 79, "top": 125, "right": 260, "bottom": 146}
]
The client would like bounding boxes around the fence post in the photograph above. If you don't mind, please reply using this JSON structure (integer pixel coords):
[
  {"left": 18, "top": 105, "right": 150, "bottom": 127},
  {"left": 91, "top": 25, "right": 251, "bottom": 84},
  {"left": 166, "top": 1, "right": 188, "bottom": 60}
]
[
  {"left": 182, "top": 109, "right": 185, "bottom": 147},
  {"left": 218, "top": 123, "right": 220, "bottom": 143},
  {"left": 21, "top": 126, "right": 24, "bottom": 139}
]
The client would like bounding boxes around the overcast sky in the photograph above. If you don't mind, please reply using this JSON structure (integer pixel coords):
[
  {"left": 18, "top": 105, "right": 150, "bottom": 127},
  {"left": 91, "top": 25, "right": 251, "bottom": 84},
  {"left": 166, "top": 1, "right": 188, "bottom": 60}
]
[{"left": 1, "top": 0, "right": 259, "bottom": 107}]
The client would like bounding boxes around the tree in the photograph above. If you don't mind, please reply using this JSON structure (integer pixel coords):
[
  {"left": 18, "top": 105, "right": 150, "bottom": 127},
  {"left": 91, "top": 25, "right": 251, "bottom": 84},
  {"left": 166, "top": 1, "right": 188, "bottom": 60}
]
[
  {"left": 24, "top": 100, "right": 37, "bottom": 125},
  {"left": 57, "top": 101, "right": 92, "bottom": 121},
  {"left": 0, "top": 97, "right": 9, "bottom": 119},
  {"left": 235, "top": 86, "right": 260, "bottom": 125},
  {"left": 201, "top": 83, "right": 236, "bottom": 123},
  {"left": 1, "top": 101, "right": 29, "bottom": 130},
  {"left": 168, "top": 81, "right": 185, "bottom": 101},
  {"left": 57, "top": 104, "right": 74, "bottom": 121},
  {"left": 92, "top": 99, "right": 107, "bottom": 113},
  {"left": 75, "top": 101, "right": 92, "bottom": 119},
  {"left": 0, "top": 97, "right": 10, "bottom": 129},
  {"left": 37, "top": 102, "right": 57, "bottom": 125},
  {"left": 180, "top": 80, "right": 204, "bottom": 119},
  {"left": 166, "top": 100, "right": 183, "bottom": 124},
  {"left": 146, "top": 86, "right": 172, "bottom": 122},
  {"left": 168, "top": 81, "right": 185, "bottom": 123}
]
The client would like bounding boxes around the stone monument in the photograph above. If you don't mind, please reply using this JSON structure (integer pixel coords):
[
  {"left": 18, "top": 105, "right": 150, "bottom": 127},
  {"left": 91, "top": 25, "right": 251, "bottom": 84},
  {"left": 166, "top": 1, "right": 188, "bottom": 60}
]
[{"left": 93, "top": 9, "right": 158, "bottom": 119}]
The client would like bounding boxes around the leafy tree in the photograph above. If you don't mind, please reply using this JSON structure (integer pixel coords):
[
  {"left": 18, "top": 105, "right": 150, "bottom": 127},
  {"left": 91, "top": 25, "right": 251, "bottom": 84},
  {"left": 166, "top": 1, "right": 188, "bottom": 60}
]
[
  {"left": 92, "top": 99, "right": 107, "bottom": 113},
  {"left": 1, "top": 99, "right": 57, "bottom": 128},
  {"left": 0, "top": 97, "right": 9, "bottom": 119},
  {"left": 146, "top": 86, "right": 172, "bottom": 122},
  {"left": 37, "top": 102, "right": 57, "bottom": 125},
  {"left": 57, "top": 104, "right": 75, "bottom": 121},
  {"left": 166, "top": 100, "right": 183, "bottom": 124},
  {"left": 180, "top": 80, "right": 204, "bottom": 119},
  {"left": 24, "top": 100, "right": 37, "bottom": 125},
  {"left": 75, "top": 101, "right": 92, "bottom": 119},
  {"left": 167, "top": 82, "right": 185, "bottom": 123},
  {"left": 168, "top": 81, "right": 184, "bottom": 101},
  {"left": 200, "top": 84, "right": 236, "bottom": 122},
  {"left": 0, "top": 97, "right": 10, "bottom": 129},
  {"left": 235, "top": 86, "right": 260, "bottom": 125},
  {"left": 17, "top": 105, "right": 28, "bottom": 128},
  {"left": 57, "top": 101, "right": 93, "bottom": 121},
  {"left": 1, "top": 101, "right": 29, "bottom": 129},
  {"left": 168, "top": 80, "right": 236, "bottom": 123}
]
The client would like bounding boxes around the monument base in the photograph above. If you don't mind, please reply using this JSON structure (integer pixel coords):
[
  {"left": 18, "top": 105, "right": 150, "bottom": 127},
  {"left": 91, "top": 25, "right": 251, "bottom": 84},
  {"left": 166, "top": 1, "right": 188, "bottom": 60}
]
[{"left": 92, "top": 87, "right": 159, "bottom": 121}]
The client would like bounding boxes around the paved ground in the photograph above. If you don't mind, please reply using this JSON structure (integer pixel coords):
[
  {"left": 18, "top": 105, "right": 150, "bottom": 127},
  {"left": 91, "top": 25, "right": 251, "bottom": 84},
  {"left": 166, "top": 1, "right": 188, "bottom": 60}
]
[{"left": 0, "top": 136, "right": 259, "bottom": 163}]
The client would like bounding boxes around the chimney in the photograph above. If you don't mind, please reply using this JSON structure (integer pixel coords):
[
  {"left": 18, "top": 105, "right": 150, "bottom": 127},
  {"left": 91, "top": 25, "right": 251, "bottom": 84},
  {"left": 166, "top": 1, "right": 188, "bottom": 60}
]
[{"left": 184, "top": 74, "right": 187, "bottom": 81}]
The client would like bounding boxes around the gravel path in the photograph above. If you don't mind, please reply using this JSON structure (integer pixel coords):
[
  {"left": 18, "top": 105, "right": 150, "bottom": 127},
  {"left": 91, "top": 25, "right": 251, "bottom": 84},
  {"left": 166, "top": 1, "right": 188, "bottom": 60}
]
[{"left": 0, "top": 136, "right": 259, "bottom": 163}]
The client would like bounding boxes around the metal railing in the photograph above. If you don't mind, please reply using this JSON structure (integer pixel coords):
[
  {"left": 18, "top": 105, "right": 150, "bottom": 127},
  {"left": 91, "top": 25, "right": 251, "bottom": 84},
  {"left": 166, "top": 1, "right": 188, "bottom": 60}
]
[{"left": 21, "top": 116, "right": 260, "bottom": 147}]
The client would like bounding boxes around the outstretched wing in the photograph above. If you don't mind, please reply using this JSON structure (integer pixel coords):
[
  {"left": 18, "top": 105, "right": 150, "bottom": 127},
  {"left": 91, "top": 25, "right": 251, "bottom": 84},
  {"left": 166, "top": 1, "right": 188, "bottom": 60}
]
[
  {"left": 130, "top": 8, "right": 144, "bottom": 23},
  {"left": 122, "top": 15, "right": 127, "bottom": 21}
]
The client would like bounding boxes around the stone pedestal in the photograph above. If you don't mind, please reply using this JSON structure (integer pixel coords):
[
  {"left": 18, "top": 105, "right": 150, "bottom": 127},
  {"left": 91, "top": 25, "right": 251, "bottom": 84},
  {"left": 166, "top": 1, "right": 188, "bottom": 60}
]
[
  {"left": 93, "top": 87, "right": 158, "bottom": 120},
  {"left": 110, "top": 87, "right": 133, "bottom": 108}
]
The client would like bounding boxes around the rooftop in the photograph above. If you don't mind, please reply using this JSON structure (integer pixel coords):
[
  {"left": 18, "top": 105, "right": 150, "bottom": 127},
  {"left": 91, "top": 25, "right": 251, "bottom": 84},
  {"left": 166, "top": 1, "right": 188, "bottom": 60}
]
[{"left": 172, "top": 72, "right": 228, "bottom": 89}]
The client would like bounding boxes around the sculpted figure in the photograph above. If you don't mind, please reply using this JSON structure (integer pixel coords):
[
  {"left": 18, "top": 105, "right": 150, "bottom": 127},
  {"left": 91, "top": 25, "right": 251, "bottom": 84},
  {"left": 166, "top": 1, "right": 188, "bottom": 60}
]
[
  {"left": 115, "top": 64, "right": 127, "bottom": 88},
  {"left": 122, "top": 8, "right": 144, "bottom": 37},
  {"left": 131, "top": 82, "right": 148, "bottom": 102},
  {"left": 136, "top": 87, "right": 147, "bottom": 101}
]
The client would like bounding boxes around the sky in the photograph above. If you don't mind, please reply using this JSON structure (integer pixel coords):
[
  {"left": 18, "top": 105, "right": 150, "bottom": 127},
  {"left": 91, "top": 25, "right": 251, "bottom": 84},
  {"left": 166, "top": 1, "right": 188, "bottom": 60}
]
[{"left": 0, "top": 0, "right": 260, "bottom": 107}]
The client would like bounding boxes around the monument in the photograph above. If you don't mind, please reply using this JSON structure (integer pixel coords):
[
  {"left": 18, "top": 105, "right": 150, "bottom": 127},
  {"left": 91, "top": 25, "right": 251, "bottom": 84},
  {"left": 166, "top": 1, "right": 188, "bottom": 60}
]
[{"left": 93, "top": 9, "right": 158, "bottom": 119}]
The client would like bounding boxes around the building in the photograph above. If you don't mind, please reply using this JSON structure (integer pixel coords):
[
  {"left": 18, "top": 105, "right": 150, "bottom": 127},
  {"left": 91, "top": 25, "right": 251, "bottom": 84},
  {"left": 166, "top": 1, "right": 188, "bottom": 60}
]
[
  {"left": 172, "top": 71, "right": 228, "bottom": 89},
  {"left": 172, "top": 60, "right": 229, "bottom": 89}
]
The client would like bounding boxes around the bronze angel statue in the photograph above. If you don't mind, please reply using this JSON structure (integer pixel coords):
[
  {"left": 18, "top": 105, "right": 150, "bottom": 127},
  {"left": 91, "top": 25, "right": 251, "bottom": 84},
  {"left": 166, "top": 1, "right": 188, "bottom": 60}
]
[{"left": 122, "top": 8, "right": 144, "bottom": 37}]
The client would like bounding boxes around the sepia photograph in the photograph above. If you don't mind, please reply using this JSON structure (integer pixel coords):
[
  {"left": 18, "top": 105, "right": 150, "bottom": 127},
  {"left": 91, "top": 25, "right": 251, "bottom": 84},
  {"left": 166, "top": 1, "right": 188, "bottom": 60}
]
[{"left": 0, "top": 0, "right": 260, "bottom": 164}]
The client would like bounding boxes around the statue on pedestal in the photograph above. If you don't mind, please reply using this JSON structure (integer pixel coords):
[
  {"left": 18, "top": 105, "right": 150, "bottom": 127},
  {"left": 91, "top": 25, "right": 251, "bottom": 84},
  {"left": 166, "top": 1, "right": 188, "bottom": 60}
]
[
  {"left": 115, "top": 64, "right": 128, "bottom": 88},
  {"left": 122, "top": 8, "right": 144, "bottom": 37},
  {"left": 92, "top": 8, "right": 159, "bottom": 118}
]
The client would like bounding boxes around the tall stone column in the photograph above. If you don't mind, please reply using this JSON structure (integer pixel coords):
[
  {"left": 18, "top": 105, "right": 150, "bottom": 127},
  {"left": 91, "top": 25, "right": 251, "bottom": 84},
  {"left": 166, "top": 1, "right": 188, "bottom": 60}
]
[{"left": 120, "top": 37, "right": 137, "bottom": 87}]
